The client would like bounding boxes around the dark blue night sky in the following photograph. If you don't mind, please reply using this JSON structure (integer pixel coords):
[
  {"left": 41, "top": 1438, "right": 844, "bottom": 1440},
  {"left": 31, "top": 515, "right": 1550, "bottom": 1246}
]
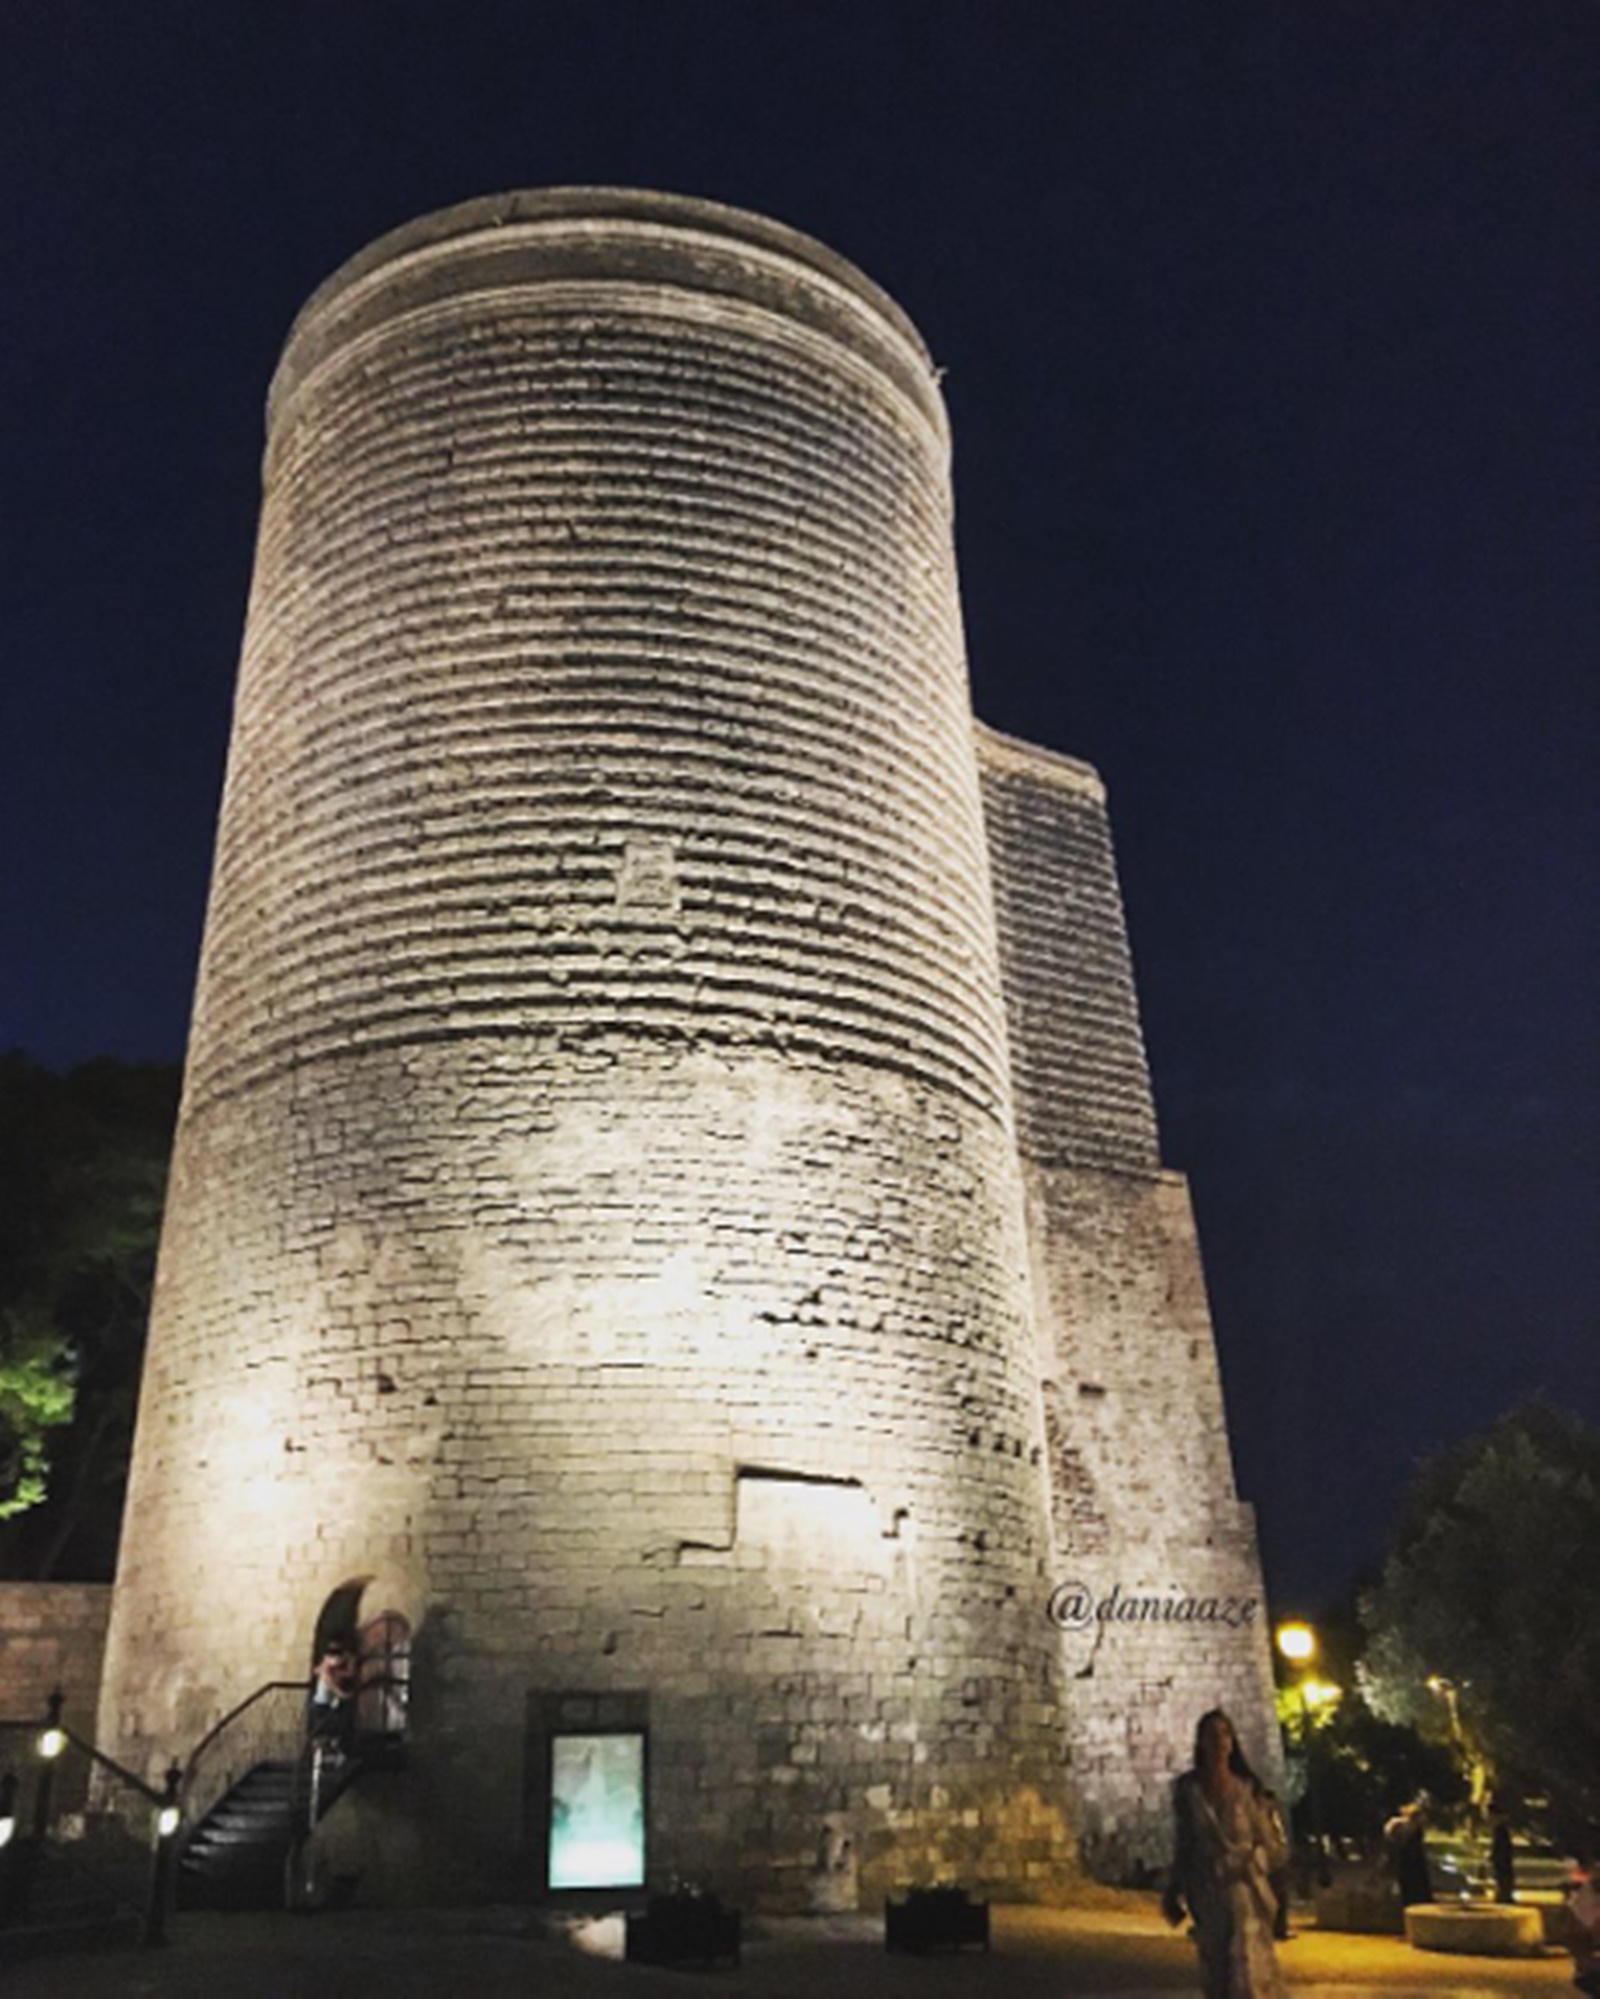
[{"left": 3, "top": 2, "right": 1595, "bottom": 1608}]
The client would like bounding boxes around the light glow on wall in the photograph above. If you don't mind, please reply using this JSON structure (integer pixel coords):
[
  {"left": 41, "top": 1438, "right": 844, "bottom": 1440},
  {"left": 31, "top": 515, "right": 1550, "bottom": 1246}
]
[{"left": 549, "top": 1732, "right": 645, "bottom": 1890}]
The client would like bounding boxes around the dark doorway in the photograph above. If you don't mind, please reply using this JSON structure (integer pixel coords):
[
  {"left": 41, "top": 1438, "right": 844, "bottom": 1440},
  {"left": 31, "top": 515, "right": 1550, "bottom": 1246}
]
[{"left": 312, "top": 1579, "right": 368, "bottom": 1662}]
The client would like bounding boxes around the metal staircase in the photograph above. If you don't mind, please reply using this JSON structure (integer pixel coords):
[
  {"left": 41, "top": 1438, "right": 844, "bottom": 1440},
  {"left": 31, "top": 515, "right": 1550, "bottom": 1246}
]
[
  {"left": 3, "top": 1671, "right": 406, "bottom": 1944},
  {"left": 178, "top": 1752, "right": 359, "bottom": 1909}
]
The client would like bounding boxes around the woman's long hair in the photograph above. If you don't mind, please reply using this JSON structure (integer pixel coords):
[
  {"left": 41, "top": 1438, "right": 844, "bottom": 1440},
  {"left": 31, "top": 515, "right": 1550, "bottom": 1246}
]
[{"left": 1192, "top": 1707, "right": 1261, "bottom": 1786}]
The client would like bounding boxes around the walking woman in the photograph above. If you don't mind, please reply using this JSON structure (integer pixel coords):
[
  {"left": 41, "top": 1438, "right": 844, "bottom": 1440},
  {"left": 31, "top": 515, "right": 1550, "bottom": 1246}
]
[{"left": 1163, "top": 1708, "right": 1289, "bottom": 1999}]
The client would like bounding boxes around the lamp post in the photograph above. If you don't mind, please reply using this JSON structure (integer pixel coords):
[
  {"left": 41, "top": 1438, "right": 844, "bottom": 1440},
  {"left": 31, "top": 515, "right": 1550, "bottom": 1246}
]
[
  {"left": 1426, "top": 1674, "right": 1461, "bottom": 1736},
  {"left": 32, "top": 1689, "right": 65, "bottom": 1843},
  {"left": 143, "top": 1763, "right": 183, "bottom": 1948},
  {"left": 1275, "top": 1624, "right": 1333, "bottom": 1890},
  {"left": 1426, "top": 1672, "right": 1486, "bottom": 1824},
  {"left": 0, "top": 1770, "right": 17, "bottom": 1926}
]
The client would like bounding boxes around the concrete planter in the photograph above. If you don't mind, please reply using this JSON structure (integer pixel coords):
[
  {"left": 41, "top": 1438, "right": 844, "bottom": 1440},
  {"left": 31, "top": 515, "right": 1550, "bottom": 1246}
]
[{"left": 1405, "top": 1901, "right": 1545, "bottom": 1956}]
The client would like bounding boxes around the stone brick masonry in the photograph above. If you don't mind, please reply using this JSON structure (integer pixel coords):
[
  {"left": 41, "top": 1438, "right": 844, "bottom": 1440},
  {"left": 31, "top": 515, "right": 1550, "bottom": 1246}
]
[
  {"left": 97, "top": 189, "right": 1276, "bottom": 1904},
  {"left": 0, "top": 1583, "right": 109, "bottom": 1725},
  {"left": 0, "top": 1582, "right": 111, "bottom": 1815},
  {"left": 982, "top": 731, "right": 1281, "bottom": 1871}
]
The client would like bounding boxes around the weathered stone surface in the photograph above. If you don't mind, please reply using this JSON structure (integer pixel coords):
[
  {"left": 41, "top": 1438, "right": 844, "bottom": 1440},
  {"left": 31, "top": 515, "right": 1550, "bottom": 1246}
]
[
  {"left": 981, "top": 731, "right": 1280, "bottom": 1873},
  {"left": 0, "top": 1582, "right": 110, "bottom": 1724},
  {"left": 99, "top": 190, "right": 1074, "bottom": 1908},
  {"left": 0, "top": 1582, "right": 111, "bottom": 1815},
  {"left": 97, "top": 187, "right": 1275, "bottom": 1904},
  {"left": 978, "top": 728, "right": 1161, "bottom": 1175}
]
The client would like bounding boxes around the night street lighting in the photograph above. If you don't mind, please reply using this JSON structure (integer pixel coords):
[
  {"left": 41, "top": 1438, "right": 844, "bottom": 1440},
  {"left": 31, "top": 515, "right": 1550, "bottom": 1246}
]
[
  {"left": 1276, "top": 1621, "right": 1316, "bottom": 1664},
  {"left": 1275, "top": 1622, "right": 1331, "bottom": 1889}
]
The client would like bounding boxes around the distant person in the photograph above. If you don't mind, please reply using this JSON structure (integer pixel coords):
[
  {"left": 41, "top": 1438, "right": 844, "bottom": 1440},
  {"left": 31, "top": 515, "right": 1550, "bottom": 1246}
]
[
  {"left": 1490, "top": 1803, "right": 1516, "bottom": 1904},
  {"left": 1265, "top": 1791, "right": 1293, "bottom": 1940},
  {"left": 1565, "top": 1863, "right": 1600, "bottom": 1996},
  {"left": 1163, "top": 1708, "right": 1288, "bottom": 1998},
  {"left": 1383, "top": 1799, "right": 1432, "bottom": 1907},
  {"left": 308, "top": 1638, "right": 357, "bottom": 1755}
]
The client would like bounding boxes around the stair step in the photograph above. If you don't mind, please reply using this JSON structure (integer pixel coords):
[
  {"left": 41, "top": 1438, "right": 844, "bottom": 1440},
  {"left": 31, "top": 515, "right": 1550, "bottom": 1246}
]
[
  {"left": 182, "top": 1847, "right": 284, "bottom": 1879},
  {"left": 173, "top": 1750, "right": 360, "bottom": 1911},
  {"left": 195, "top": 1831, "right": 293, "bottom": 1853},
  {"left": 183, "top": 1848, "right": 288, "bottom": 1870},
  {"left": 182, "top": 1844, "right": 290, "bottom": 1871},
  {"left": 201, "top": 1810, "right": 297, "bottom": 1834}
]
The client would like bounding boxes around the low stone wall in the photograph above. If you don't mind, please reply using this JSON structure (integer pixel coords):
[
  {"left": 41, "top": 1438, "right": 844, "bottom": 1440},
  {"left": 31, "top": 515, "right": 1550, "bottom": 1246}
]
[
  {"left": 1314, "top": 1879, "right": 1405, "bottom": 1934},
  {"left": 0, "top": 1582, "right": 111, "bottom": 1726},
  {"left": 0, "top": 1581, "right": 113, "bottom": 1817}
]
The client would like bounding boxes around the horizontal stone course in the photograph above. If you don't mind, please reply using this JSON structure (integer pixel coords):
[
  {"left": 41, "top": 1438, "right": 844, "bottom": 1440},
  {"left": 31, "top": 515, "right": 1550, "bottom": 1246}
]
[
  {"left": 978, "top": 727, "right": 1160, "bottom": 1175},
  {"left": 100, "top": 193, "right": 1081, "bottom": 1908},
  {"left": 96, "top": 187, "right": 1274, "bottom": 1909}
]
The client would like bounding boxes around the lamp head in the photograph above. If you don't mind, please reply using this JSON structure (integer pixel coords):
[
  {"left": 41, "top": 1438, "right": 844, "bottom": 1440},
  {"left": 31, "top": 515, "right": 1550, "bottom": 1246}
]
[{"left": 1276, "top": 1621, "right": 1316, "bottom": 1664}]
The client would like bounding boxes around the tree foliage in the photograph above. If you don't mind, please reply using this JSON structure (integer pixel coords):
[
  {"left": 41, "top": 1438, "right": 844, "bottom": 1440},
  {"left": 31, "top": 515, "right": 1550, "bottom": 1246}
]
[
  {"left": 1359, "top": 1400, "right": 1600, "bottom": 1848},
  {"left": 1272, "top": 1592, "right": 1467, "bottom": 1850},
  {"left": 1279, "top": 1690, "right": 1468, "bottom": 1847},
  {"left": 0, "top": 1053, "right": 179, "bottom": 1576},
  {"left": 0, "top": 1315, "right": 75, "bottom": 1519}
]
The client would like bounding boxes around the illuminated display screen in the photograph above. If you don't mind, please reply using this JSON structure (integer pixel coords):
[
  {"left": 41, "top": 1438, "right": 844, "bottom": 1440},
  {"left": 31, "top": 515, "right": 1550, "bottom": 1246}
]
[{"left": 548, "top": 1732, "right": 646, "bottom": 1889}]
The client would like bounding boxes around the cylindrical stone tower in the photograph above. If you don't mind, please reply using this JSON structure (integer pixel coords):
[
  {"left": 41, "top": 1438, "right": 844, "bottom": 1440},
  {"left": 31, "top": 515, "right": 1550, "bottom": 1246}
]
[{"left": 100, "top": 190, "right": 1077, "bottom": 1905}]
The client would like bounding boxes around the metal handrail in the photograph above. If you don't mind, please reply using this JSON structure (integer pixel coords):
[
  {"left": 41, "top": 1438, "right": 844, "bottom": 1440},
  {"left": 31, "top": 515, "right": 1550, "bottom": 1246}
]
[
  {"left": 0, "top": 1694, "right": 181, "bottom": 1946},
  {"left": 62, "top": 1725, "right": 166, "bottom": 1806},
  {"left": 179, "top": 1679, "right": 305, "bottom": 1806}
]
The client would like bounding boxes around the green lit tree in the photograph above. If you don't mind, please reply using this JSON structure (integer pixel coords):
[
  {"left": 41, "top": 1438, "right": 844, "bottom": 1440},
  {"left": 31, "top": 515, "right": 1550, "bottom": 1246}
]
[
  {"left": 0, "top": 1309, "right": 76, "bottom": 1518},
  {"left": 0, "top": 1053, "right": 179, "bottom": 1576},
  {"left": 1273, "top": 1595, "right": 1467, "bottom": 1856},
  {"left": 1359, "top": 1401, "right": 1600, "bottom": 1850}
]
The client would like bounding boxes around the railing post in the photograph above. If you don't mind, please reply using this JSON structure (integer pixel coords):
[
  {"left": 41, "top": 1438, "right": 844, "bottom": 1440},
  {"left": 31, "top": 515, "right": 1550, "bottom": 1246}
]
[
  {"left": 0, "top": 1770, "right": 19, "bottom": 1926},
  {"left": 143, "top": 1762, "right": 183, "bottom": 1947},
  {"left": 32, "top": 1689, "right": 65, "bottom": 1842}
]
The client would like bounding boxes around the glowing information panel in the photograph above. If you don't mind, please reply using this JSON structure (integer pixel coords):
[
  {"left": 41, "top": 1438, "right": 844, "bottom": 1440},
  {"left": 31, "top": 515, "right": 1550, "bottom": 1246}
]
[{"left": 548, "top": 1732, "right": 646, "bottom": 1889}]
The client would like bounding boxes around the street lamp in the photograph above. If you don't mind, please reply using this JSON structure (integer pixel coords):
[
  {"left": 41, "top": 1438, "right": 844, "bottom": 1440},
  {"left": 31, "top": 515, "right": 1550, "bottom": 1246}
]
[
  {"left": 1426, "top": 1674, "right": 1461, "bottom": 1734},
  {"left": 1426, "top": 1673, "right": 1486, "bottom": 1816},
  {"left": 1274, "top": 1624, "right": 1332, "bottom": 1889},
  {"left": 143, "top": 1763, "right": 183, "bottom": 1948},
  {"left": 1277, "top": 1622, "right": 1316, "bottom": 1666},
  {"left": 32, "top": 1689, "right": 66, "bottom": 1844}
]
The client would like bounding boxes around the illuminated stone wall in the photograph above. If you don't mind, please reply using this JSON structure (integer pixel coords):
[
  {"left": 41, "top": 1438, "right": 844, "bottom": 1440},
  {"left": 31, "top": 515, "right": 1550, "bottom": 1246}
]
[
  {"left": 99, "top": 191, "right": 1077, "bottom": 1907},
  {"left": 100, "top": 189, "right": 1277, "bottom": 1903},
  {"left": 979, "top": 732, "right": 1281, "bottom": 1875},
  {"left": 0, "top": 1583, "right": 111, "bottom": 1815},
  {"left": 0, "top": 1583, "right": 110, "bottom": 1725}
]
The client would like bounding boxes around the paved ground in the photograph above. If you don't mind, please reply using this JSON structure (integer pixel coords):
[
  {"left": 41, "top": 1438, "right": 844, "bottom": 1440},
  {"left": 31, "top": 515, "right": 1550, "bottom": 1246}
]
[{"left": 2, "top": 1898, "right": 1576, "bottom": 1998}]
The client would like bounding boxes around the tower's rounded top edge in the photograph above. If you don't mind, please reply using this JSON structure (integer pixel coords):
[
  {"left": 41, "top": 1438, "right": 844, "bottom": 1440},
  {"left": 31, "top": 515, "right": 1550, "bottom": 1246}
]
[
  {"left": 271, "top": 187, "right": 941, "bottom": 436},
  {"left": 292, "top": 188, "right": 932, "bottom": 361}
]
